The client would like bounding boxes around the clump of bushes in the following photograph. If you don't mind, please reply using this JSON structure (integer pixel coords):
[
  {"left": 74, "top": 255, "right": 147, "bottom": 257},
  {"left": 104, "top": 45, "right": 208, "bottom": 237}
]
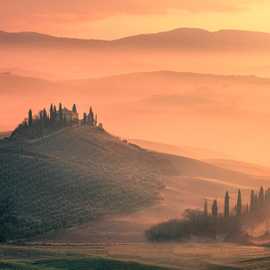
[
  {"left": 146, "top": 187, "right": 270, "bottom": 243},
  {"left": 146, "top": 209, "right": 243, "bottom": 242}
]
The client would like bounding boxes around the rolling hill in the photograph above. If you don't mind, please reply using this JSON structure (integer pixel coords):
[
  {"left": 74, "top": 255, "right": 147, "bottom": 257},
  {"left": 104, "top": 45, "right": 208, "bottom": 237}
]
[
  {"left": 2, "top": 28, "right": 270, "bottom": 51},
  {"left": 2, "top": 28, "right": 270, "bottom": 80},
  {"left": 130, "top": 138, "right": 229, "bottom": 160},
  {"left": 131, "top": 139, "right": 270, "bottom": 177},
  {"left": 0, "top": 126, "right": 268, "bottom": 240},
  {"left": 2, "top": 71, "right": 270, "bottom": 166}
]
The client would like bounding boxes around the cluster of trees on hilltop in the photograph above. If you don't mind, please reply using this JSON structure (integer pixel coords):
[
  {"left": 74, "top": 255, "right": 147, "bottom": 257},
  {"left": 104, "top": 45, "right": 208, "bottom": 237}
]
[
  {"left": 11, "top": 103, "right": 102, "bottom": 139},
  {"left": 82, "top": 107, "right": 98, "bottom": 127},
  {"left": 146, "top": 186, "right": 270, "bottom": 243}
]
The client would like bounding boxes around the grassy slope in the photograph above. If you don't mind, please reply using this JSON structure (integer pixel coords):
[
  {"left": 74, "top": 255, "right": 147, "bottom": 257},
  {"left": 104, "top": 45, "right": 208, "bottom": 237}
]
[
  {"left": 0, "top": 127, "right": 165, "bottom": 237},
  {"left": 0, "top": 243, "right": 269, "bottom": 270},
  {"left": 0, "top": 258, "right": 170, "bottom": 270},
  {"left": 0, "top": 126, "right": 266, "bottom": 239}
]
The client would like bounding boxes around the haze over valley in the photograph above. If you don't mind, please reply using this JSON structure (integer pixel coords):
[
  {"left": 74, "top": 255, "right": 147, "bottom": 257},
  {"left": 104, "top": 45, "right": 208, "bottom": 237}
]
[
  {"left": 2, "top": 69, "right": 270, "bottom": 165},
  {"left": 2, "top": 2, "right": 270, "bottom": 267}
]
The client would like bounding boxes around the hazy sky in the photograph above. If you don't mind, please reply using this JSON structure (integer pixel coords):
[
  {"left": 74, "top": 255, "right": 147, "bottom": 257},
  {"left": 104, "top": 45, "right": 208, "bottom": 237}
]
[{"left": 1, "top": 0, "right": 270, "bottom": 39}]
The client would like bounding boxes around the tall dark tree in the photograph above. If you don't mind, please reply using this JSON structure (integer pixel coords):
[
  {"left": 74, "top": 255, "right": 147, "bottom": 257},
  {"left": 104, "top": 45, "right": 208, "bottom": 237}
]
[
  {"left": 88, "top": 107, "right": 94, "bottom": 126},
  {"left": 94, "top": 113, "right": 98, "bottom": 126},
  {"left": 83, "top": 113, "right": 87, "bottom": 125},
  {"left": 72, "top": 104, "right": 77, "bottom": 114},
  {"left": 250, "top": 190, "right": 255, "bottom": 212},
  {"left": 50, "top": 104, "right": 54, "bottom": 122},
  {"left": 204, "top": 199, "right": 208, "bottom": 217},
  {"left": 236, "top": 190, "right": 242, "bottom": 217},
  {"left": 42, "top": 108, "right": 48, "bottom": 128},
  {"left": 28, "top": 109, "right": 33, "bottom": 127},
  {"left": 254, "top": 192, "right": 258, "bottom": 210},
  {"left": 212, "top": 200, "right": 218, "bottom": 217},
  {"left": 53, "top": 105, "right": 57, "bottom": 115},
  {"left": 59, "top": 103, "right": 63, "bottom": 121},
  {"left": 224, "top": 191, "right": 230, "bottom": 218},
  {"left": 259, "top": 186, "right": 265, "bottom": 205}
]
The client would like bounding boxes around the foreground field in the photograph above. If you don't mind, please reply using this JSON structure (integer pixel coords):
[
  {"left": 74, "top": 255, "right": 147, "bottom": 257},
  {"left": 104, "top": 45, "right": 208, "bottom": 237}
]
[
  {"left": 1, "top": 242, "right": 270, "bottom": 270},
  {"left": 0, "top": 257, "right": 168, "bottom": 270}
]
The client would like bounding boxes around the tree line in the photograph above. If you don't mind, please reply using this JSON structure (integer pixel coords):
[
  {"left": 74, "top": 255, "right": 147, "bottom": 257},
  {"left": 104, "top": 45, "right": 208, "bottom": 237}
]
[
  {"left": 11, "top": 103, "right": 102, "bottom": 139},
  {"left": 205, "top": 186, "right": 270, "bottom": 220},
  {"left": 146, "top": 186, "right": 270, "bottom": 242}
]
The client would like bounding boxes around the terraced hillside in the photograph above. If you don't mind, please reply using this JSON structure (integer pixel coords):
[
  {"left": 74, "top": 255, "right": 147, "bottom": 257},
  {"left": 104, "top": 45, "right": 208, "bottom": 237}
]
[{"left": 0, "top": 126, "right": 267, "bottom": 240}]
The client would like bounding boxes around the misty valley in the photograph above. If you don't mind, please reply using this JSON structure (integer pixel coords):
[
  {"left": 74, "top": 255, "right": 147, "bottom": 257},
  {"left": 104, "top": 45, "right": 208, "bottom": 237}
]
[{"left": 3, "top": 3, "right": 270, "bottom": 268}]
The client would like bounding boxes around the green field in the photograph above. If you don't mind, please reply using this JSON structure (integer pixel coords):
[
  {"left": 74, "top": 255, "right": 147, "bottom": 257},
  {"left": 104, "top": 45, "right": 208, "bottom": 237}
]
[
  {"left": 0, "top": 244, "right": 171, "bottom": 270},
  {"left": 1, "top": 243, "right": 270, "bottom": 270},
  {"left": 0, "top": 258, "right": 169, "bottom": 270}
]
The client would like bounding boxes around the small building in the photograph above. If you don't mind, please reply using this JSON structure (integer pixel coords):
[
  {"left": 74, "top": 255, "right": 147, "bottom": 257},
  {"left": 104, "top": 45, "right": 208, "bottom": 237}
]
[
  {"left": 56, "top": 108, "right": 79, "bottom": 122},
  {"left": 63, "top": 108, "right": 79, "bottom": 122}
]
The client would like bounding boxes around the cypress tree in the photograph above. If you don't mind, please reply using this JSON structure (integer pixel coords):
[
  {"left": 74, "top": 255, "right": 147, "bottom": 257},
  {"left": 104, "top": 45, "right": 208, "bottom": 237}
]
[
  {"left": 50, "top": 104, "right": 54, "bottom": 122},
  {"left": 83, "top": 113, "right": 87, "bottom": 125},
  {"left": 259, "top": 186, "right": 265, "bottom": 205},
  {"left": 28, "top": 109, "right": 33, "bottom": 127},
  {"left": 72, "top": 104, "right": 77, "bottom": 114},
  {"left": 254, "top": 192, "right": 258, "bottom": 210},
  {"left": 236, "top": 190, "right": 242, "bottom": 217},
  {"left": 224, "top": 191, "right": 230, "bottom": 218},
  {"left": 212, "top": 200, "right": 218, "bottom": 217},
  {"left": 250, "top": 190, "right": 255, "bottom": 212},
  {"left": 43, "top": 108, "right": 48, "bottom": 127},
  {"left": 59, "top": 103, "right": 63, "bottom": 122},
  {"left": 89, "top": 107, "right": 94, "bottom": 126}
]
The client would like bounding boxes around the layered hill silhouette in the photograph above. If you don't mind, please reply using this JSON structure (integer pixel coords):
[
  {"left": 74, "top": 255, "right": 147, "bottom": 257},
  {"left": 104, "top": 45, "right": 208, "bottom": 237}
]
[
  {"left": 2, "top": 28, "right": 270, "bottom": 79},
  {"left": 131, "top": 139, "right": 270, "bottom": 177},
  {"left": 2, "top": 28, "right": 270, "bottom": 50},
  {"left": 0, "top": 123, "right": 269, "bottom": 239}
]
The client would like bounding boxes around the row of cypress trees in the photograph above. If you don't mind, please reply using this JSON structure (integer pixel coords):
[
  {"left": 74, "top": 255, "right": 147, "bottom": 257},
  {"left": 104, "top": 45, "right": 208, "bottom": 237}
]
[{"left": 204, "top": 186, "right": 270, "bottom": 218}]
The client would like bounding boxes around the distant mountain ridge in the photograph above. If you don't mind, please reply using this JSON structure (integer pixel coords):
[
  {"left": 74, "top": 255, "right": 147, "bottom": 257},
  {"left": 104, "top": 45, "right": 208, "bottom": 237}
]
[{"left": 2, "top": 28, "right": 270, "bottom": 50}]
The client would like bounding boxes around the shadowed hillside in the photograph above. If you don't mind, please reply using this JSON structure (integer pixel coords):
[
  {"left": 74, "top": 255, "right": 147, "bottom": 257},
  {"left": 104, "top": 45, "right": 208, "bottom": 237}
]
[
  {"left": 0, "top": 124, "right": 268, "bottom": 240},
  {"left": 0, "top": 126, "right": 164, "bottom": 238}
]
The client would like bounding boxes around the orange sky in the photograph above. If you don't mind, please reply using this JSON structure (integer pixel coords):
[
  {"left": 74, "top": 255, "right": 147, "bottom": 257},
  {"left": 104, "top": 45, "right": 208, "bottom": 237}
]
[{"left": 1, "top": 1, "right": 270, "bottom": 39}]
